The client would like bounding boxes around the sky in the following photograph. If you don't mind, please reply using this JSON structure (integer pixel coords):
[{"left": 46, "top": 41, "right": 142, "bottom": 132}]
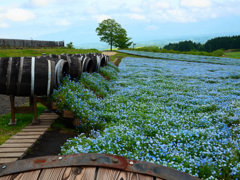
[{"left": 0, "top": 0, "right": 240, "bottom": 49}]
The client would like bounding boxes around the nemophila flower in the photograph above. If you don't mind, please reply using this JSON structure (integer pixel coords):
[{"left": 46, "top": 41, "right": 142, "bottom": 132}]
[{"left": 60, "top": 57, "right": 240, "bottom": 180}]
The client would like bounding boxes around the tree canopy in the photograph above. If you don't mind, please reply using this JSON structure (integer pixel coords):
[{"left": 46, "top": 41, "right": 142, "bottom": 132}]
[
  {"left": 163, "top": 35, "right": 240, "bottom": 52},
  {"left": 96, "top": 19, "right": 132, "bottom": 51}
]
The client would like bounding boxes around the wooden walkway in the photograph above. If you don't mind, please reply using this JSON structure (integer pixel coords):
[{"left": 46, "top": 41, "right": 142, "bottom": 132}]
[{"left": 0, "top": 112, "right": 58, "bottom": 165}]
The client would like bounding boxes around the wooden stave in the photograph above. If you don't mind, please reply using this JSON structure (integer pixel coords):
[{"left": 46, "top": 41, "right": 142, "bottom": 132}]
[{"left": 0, "top": 57, "right": 55, "bottom": 97}]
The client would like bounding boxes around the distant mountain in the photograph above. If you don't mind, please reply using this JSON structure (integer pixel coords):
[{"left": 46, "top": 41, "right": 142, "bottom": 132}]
[
  {"left": 134, "top": 35, "right": 220, "bottom": 48},
  {"left": 75, "top": 33, "right": 240, "bottom": 50}
]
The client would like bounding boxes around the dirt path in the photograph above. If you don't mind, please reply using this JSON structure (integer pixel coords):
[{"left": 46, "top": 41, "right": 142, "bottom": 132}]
[{"left": 102, "top": 52, "right": 117, "bottom": 56}]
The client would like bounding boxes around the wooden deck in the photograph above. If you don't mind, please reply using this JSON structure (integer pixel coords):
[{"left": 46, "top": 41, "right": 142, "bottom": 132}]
[{"left": 0, "top": 112, "right": 58, "bottom": 165}]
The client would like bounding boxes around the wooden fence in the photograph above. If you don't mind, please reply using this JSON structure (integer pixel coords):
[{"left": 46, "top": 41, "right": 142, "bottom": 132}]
[{"left": 0, "top": 39, "right": 64, "bottom": 48}]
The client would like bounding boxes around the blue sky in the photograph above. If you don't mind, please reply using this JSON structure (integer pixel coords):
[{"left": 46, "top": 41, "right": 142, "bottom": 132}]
[{"left": 0, "top": 0, "right": 240, "bottom": 49}]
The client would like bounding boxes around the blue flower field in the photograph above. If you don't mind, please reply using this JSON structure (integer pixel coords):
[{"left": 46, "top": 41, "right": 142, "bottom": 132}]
[{"left": 54, "top": 55, "right": 240, "bottom": 179}]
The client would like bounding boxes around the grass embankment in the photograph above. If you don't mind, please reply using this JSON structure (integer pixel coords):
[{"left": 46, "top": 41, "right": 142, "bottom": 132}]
[
  {"left": 127, "top": 46, "right": 240, "bottom": 59},
  {"left": 0, "top": 104, "right": 46, "bottom": 145},
  {"left": 0, "top": 48, "right": 100, "bottom": 57},
  {"left": 109, "top": 51, "right": 143, "bottom": 63}
]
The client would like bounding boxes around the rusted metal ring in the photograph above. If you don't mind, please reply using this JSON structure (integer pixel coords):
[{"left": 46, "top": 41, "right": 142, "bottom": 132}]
[{"left": 0, "top": 153, "right": 199, "bottom": 180}]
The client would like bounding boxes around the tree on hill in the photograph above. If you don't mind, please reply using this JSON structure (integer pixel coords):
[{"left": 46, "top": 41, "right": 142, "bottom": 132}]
[
  {"left": 96, "top": 19, "right": 132, "bottom": 51},
  {"left": 164, "top": 40, "right": 203, "bottom": 52}
]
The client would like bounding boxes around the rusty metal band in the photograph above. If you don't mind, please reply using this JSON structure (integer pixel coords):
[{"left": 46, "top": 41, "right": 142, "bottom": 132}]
[
  {"left": 31, "top": 57, "right": 35, "bottom": 96},
  {"left": 47, "top": 60, "right": 51, "bottom": 97},
  {"left": 17, "top": 57, "right": 24, "bottom": 95},
  {"left": 6, "top": 57, "right": 12, "bottom": 93},
  {"left": 0, "top": 153, "right": 199, "bottom": 180}
]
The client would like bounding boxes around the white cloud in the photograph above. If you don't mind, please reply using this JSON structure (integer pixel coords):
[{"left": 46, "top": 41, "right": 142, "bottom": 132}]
[
  {"left": 0, "top": 21, "right": 9, "bottom": 28},
  {"left": 93, "top": 15, "right": 111, "bottom": 23},
  {"left": 180, "top": 0, "right": 212, "bottom": 8},
  {"left": 55, "top": 19, "right": 71, "bottom": 26},
  {"left": 31, "top": 0, "right": 55, "bottom": 7},
  {"left": 150, "top": 2, "right": 170, "bottom": 10},
  {"left": 128, "top": 13, "right": 148, "bottom": 21},
  {"left": 130, "top": 7, "right": 144, "bottom": 13},
  {"left": 5, "top": 8, "right": 35, "bottom": 22},
  {"left": 145, "top": 25, "right": 159, "bottom": 31},
  {"left": 149, "top": 8, "right": 197, "bottom": 23}
]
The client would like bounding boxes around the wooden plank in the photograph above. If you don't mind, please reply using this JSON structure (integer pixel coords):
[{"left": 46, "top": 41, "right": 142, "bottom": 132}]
[
  {"left": 39, "top": 115, "right": 58, "bottom": 118},
  {"left": 39, "top": 119, "right": 54, "bottom": 122},
  {"left": 117, "top": 172, "right": 139, "bottom": 180},
  {"left": 15, "top": 106, "right": 34, "bottom": 114},
  {"left": 39, "top": 116, "right": 58, "bottom": 120},
  {"left": 11, "top": 135, "right": 41, "bottom": 139},
  {"left": 0, "top": 143, "right": 32, "bottom": 148},
  {"left": 21, "top": 128, "right": 48, "bottom": 132},
  {"left": 51, "top": 102, "right": 57, "bottom": 109},
  {"left": 15, "top": 132, "right": 44, "bottom": 136},
  {"left": 39, "top": 122, "right": 52, "bottom": 126},
  {"left": 0, "top": 175, "right": 12, "bottom": 180},
  {"left": 5, "top": 139, "right": 36, "bottom": 144},
  {"left": 79, "top": 167, "right": 96, "bottom": 179},
  {"left": 156, "top": 178, "right": 164, "bottom": 180},
  {"left": 61, "top": 167, "right": 96, "bottom": 180},
  {"left": 9, "top": 170, "right": 41, "bottom": 180},
  {"left": 40, "top": 112, "right": 57, "bottom": 115},
  {"left": 0, "top": 153, "right": 23, "bottom": 158},
  {"left": 0, "top": 158, "right": 18, "bottom": 164},
  {"left": 62, "top": 110, "right": 74, "bottom": 118},
  {"left": 139, "top": 174, "right": 154, "bottom": 180},
  {"left": 0, "top": 148, "right": 28, "bottom": 153},
  {"left": 96, "top": 168, "right": 120, "bottom": 180},
  {"left": 23, "top": 125, "right": 50, "bottom": 129},
  {"left": 39, "top": 114, "right": 58, "bottom": 117},
  {"left": 38, "top": 167, "right": 67, "bottom": 180}
]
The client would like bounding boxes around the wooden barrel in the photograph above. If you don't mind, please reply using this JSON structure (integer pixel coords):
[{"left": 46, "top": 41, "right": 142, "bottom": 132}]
[
  {"left": 99, "top": 55, "right": 107, "bottom": 67},
  {"left": 67, "top": 56, "right": 82, "bottom": 79},
  {"left": 86, "top": 53, "right": 107, "bottom": 72},
  {"left": 0, "top": 153, "right": 199, "bottom": 180},
  {"left": 82, "top": 56, "right": 94, "bottom": 73},
  {"left": 85, "top": 54, "right": 98, "bottom": 72},
  {"left": 54, "top": 59, "right": 69, "bottom": 88},
  {"left": 0, "top": 57, "right": 55, "bottom": 97},
  {"left": 0, "top": 57, "right": 20, "bottom": 95}
]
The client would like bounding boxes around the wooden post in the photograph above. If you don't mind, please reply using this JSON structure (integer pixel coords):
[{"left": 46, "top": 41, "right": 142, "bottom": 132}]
[
  {"left": 31, "top": 95, "right": 39, "bottom": 125},
  {"left": 9, "top": 94, "right": 17, "bottom": 126},
  {"left": 29, "top": 96, "right": 33, "bottom": 106}
]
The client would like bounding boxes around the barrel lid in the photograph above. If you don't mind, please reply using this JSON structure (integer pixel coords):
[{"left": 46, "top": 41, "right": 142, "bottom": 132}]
[{"left": 0, "top": 153, "right": 199, "bottom": 180}]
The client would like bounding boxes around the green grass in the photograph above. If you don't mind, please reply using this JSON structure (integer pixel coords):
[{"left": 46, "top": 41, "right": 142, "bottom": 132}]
[
  {"left": 0, "top": 48, "right": 100, "bottom": 57},
  {"left": 109, "top": 51, "right": 143, "bottom": 62},
  {"left": 0, "top": 103, "right": 46, "bottom": 145},
  {"left": 225, "top": 51, "right": 240, "bottom": 59},
  {"left": 128, "top": 46, "right": 225, "bottom": 57}
]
